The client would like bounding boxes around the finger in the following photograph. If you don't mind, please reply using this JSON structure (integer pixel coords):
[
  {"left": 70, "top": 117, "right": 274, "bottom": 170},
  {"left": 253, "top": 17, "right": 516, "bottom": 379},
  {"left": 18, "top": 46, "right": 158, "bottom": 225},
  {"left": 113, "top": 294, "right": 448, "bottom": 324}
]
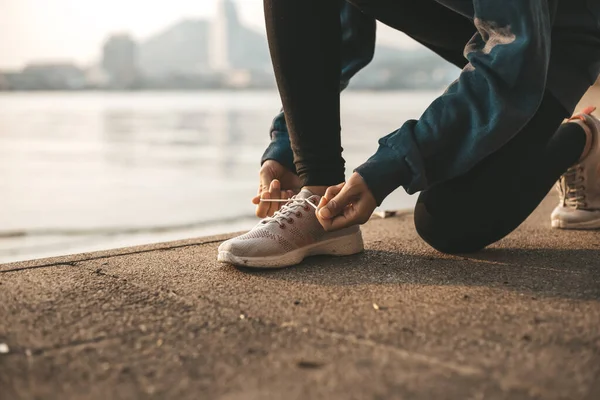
[
  {"left": 252, "top": 186, "right": 261, "bottom": 204},
  {"left": 259, "top": 169, "right": 274, "bottom": 193},
  {"left": 269, "top": 190, "right": 287, "bottom": 215},
  {"left": 267, "top": 179, "right": 281, "bottom": 217},
  {"left": 327, "top": 206, "right": 359, "bottom": 231},
  {"left": 323, "top": 183, "right": 345, "bottom": 202},
  {"left": 255, "top": 172, "right": 270, "bottom": 204},
  {"left": 320, "top": 210, "right": 354, "bottom": 231},
  {"left": 317, "top": 182, "right": 344, "bottom": 210},
  {"left": 318, "top": 184, "right": 352, "bottom": 220},
  {"left": 320, "top": 202, "right": 368, "bottom": 231},
  {"left": 256, "top": 191, "right": 271, "bottom": 218}
]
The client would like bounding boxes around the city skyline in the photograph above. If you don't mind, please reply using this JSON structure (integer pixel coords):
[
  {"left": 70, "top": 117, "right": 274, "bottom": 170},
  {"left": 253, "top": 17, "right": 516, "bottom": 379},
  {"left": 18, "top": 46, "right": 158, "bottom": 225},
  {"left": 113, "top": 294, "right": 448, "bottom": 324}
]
[{"left": 0, "top": 0, "right": 415, "bottom": 70}]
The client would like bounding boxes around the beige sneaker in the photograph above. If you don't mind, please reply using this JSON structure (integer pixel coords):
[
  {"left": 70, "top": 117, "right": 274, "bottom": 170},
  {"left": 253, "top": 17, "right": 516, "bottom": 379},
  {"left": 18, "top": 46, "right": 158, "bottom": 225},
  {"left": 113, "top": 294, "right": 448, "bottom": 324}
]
[
  {"left": 551, "top": 106, "right": 600, "bottom": 229},
  {"left": 217, "top": 189, "right": 364, "bottom": 268}
]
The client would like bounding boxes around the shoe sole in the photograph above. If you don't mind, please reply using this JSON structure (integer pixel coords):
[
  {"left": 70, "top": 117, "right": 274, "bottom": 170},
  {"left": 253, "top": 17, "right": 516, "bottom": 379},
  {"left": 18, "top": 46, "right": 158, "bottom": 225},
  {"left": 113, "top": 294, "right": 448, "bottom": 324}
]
[
  {"left": 551, "top": 217, "right": 600, "bottom": 230},
  {"left": 217, "top": 230, "right": 364, "bottom": 268}
]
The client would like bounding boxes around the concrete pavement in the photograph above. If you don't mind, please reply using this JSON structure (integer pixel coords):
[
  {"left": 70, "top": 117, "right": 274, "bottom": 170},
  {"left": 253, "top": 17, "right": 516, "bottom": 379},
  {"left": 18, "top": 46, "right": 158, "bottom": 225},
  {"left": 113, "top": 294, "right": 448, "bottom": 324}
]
[{"left": 1, "top": 192, "right": 599, "bottom": 399}]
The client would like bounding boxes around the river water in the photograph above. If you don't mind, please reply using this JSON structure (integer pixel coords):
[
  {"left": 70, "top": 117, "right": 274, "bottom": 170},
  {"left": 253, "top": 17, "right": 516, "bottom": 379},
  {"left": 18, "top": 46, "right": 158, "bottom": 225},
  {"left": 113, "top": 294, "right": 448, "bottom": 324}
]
[{"left": 0, "top": 90, "right": 442, "bottom": 263}]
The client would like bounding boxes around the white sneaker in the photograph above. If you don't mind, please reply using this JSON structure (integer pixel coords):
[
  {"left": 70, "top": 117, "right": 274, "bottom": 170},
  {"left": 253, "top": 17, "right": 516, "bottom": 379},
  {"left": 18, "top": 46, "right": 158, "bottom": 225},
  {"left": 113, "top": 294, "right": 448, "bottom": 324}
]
[
  {"left": 217, "top": 189, "right": 364, "bottom": 268},
  {"left": 551, "top": 106, "right": 600, "bottom": 229}
]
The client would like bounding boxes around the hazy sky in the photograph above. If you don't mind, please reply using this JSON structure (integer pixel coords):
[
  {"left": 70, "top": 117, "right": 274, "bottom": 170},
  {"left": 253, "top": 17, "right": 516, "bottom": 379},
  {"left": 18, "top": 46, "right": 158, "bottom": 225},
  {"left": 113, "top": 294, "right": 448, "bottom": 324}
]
[{"left": 0, "top": 0, "right": 414, "bottom": 69}]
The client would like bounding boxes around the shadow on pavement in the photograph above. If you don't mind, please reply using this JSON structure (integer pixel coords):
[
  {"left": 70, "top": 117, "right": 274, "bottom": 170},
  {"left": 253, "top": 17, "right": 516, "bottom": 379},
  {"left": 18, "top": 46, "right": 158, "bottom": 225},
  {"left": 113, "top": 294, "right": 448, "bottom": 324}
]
[{"left": 237, "top": 248, "right": 600, "bottom": 301}]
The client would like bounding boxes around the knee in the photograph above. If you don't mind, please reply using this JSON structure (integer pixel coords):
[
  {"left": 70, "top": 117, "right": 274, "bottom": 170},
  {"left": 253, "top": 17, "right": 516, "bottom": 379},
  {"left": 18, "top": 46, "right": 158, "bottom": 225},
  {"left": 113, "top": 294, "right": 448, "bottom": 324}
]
[{"left": 413, "top": 202, "right": 487, "bottom": 254}]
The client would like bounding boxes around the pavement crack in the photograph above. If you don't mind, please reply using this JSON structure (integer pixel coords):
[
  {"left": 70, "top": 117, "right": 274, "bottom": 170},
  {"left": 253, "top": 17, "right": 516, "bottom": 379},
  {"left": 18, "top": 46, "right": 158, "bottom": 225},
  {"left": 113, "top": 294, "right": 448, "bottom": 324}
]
[
  {"left": 0, "top": 239, "right": 226, "bottom": 274},
  {"left": 0, "top": 262, "right": 79, "bottom": 274},
  {"left": 224, "top": 305, "right": 484, "bottom": 377},
  {"left": 314, "top": 327, "right": 483, "bottom": 377},
  {"left": 185, "top": 290, "right": 486, "bottom": 378},
  {"left": 93, "top": 268, "right": 119, "bottom": 279}
]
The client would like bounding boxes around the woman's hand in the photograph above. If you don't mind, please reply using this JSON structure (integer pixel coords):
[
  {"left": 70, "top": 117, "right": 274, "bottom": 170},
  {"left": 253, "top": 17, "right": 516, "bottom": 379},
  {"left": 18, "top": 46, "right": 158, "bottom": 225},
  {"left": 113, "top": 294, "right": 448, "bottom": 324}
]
[
  {"left": 316, "top": 172, "right": 377, "bottom": 231},
  {"left": 252, "top": 160, "right": 302, "bottom": 218}
]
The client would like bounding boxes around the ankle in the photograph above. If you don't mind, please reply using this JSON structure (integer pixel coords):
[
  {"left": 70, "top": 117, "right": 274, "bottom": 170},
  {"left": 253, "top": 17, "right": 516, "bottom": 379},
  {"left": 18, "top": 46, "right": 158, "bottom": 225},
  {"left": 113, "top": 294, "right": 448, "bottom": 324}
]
[
  {"left": 568, "top": 119, "right": 593, "bottom": 161},
  {"left": 303, "top": 186, "right": 328, "bottom": 196}
]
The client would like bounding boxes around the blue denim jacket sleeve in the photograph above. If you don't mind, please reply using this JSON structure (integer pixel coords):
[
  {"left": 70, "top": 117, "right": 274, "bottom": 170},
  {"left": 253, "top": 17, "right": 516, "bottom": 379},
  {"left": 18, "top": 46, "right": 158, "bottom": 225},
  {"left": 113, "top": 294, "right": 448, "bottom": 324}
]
[
  {"left": 356, "top": 0, "right": 553, "bottom": 204},
  {"left": 261, "top": 1, "right": 376, "bottom": 173}
]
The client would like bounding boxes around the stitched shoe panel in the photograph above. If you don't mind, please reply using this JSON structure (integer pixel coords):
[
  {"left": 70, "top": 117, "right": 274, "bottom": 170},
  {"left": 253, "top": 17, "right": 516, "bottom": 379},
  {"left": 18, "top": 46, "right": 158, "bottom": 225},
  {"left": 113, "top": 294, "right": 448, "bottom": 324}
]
[
  {"left": 552, "top": 107, "right": 600, "bottom": 229},
  {"left": 218, "top": 189, "right": 363, "bottom": 268}
]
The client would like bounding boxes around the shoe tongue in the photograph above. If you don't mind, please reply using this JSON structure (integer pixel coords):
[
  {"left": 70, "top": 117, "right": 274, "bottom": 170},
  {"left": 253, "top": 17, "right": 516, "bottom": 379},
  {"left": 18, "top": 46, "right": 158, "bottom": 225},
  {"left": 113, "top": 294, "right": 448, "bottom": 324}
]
[
  {"left": 295, "top": 188, "right": 316, "bottom": 200},
  {"left": 292, "top": 189, "right": 321, "bottom": 208}
]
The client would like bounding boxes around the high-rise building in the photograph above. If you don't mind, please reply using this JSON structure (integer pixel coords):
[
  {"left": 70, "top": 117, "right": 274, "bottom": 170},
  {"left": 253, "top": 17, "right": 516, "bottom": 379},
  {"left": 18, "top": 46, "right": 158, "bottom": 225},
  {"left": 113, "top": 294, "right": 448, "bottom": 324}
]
[
  {"left": 102, "top": 34, "right": 139, "bottom": 88},
  {"left": 209, "top": 0, "right": 241, "bottom": 71},
  {"left": 137, "top": 0, "right": 270, "bottom": 78}
]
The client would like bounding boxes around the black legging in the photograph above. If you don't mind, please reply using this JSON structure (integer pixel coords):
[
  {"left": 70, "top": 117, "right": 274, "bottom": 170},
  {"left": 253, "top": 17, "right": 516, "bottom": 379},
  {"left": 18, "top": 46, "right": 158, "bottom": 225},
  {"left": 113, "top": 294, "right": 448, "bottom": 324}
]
[{"left": 264, "top": 0, "right": 587, "bottom": 253}]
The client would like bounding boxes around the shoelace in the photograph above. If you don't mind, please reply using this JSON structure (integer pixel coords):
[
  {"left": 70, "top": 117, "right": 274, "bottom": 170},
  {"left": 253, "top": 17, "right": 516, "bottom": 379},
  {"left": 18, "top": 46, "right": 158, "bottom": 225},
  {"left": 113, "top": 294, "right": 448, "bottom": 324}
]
[
  {"left": 559, "top": 166, "right": 587, "bottom": 208},
  {"left": 260, "top": 197, "right": 319, "bottom": 228}
]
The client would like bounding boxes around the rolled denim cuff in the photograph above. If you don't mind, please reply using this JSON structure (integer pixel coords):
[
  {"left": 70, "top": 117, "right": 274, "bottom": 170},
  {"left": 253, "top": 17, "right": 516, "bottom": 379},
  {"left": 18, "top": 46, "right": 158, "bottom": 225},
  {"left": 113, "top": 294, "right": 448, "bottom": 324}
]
[{"left": 261, "top": 131, "right": 296, "bottom": 174}]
